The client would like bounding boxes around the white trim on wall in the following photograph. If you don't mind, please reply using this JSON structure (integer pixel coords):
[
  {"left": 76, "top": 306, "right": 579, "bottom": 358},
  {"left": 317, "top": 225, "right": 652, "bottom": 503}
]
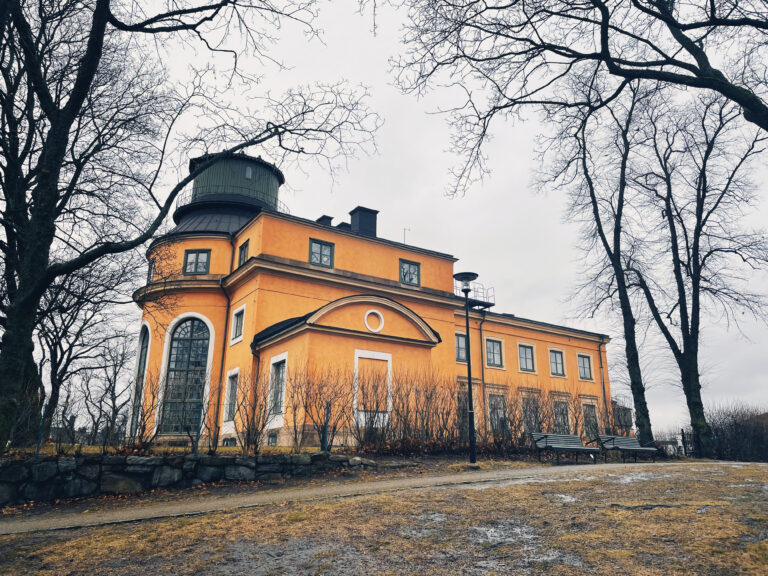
[
  {"left": 221, "top": 366, "right": 240, "bottom": 435},
  {"left": 230, "top": 304, "right": 246, "bottom": 345},
  {"left": 353, "top": 349, "right": 393, "bottom": 426},
  {"left": 154, "top": 312, "right": 216, "bottom": 436},
  {"left": 266, "top": 351, "right": 288, "bottom": 430},
  {"left": 126, "top": 321, "right": 152, "bottom": 438}
]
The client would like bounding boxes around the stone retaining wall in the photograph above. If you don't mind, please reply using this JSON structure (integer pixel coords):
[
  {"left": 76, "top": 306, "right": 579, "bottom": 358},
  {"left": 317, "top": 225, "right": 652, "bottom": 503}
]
[{"left": 0, "top": 452, "right": 377, "bottom": 507}]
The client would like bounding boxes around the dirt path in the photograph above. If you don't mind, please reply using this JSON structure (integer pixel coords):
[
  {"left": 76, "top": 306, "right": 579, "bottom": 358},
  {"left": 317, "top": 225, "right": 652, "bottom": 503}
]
[{"left": 0, "top": 461, "right": 668, "bottom": 535}]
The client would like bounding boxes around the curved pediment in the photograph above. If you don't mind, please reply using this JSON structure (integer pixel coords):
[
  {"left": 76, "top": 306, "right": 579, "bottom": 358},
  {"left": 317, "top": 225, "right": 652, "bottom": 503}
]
[{"left": 308, "top": 295, "right": 441, "bottom": 345}]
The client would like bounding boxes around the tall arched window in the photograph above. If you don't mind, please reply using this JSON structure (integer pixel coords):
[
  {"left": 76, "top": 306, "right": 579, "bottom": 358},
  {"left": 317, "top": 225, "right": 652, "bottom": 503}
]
[
  {"left": 129, "top": 326, "right": 150, "bottom": 437},
  {"left": 159, "top": 318, "right": 210, "bottom": 435}
]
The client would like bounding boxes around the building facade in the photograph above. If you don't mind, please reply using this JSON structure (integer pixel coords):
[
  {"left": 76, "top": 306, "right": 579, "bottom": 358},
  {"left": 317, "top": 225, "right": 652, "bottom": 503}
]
[{"left": 131, "top": 154, "right": 613, "bottom": 447}]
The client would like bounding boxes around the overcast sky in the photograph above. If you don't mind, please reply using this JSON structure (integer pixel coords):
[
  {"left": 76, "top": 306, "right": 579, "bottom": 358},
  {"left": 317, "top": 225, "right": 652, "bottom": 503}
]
[{"left": 170, "top": 2, "right": 767, "bottom": 432}]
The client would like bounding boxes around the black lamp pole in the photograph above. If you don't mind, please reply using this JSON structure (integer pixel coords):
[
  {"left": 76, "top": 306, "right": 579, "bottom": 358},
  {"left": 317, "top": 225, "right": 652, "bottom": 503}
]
[{"left": 454, "top": 272, "right": 479, "bottom": 464}]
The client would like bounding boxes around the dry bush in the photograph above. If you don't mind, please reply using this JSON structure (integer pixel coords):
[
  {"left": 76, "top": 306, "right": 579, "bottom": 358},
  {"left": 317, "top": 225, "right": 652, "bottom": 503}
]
[
  {"left": 303, "top": 366, "right": 353, "bottom": 451},
  {"left": 705, "top": 402, "right": 768, "bottom": 462},
  {"left": 233, "top": 371, "right": 271, "bottom": 455}
]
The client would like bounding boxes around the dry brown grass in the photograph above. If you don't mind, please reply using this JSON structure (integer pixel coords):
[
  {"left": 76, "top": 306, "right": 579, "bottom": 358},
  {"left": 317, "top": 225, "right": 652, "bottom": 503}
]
[{"left": 1, "top": 461, "right": 766, "bottom": 575}]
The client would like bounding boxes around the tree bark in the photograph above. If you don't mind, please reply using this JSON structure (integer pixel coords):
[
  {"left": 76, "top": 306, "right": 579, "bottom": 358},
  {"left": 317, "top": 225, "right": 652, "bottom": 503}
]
[{"left": 679, "top": 353, "right": 714, "bottom": 458}]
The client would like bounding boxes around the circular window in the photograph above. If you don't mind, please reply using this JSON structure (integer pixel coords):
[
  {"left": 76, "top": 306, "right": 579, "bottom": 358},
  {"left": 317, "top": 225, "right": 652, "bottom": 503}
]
[{"left": 364, "top": 309, "right": 384, "bottom": 333}]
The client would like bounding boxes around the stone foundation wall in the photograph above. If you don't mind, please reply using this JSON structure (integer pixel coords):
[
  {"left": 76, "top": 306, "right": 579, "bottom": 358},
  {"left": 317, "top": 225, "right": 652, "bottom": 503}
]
[{"left": 0, "top": 452, "right": 376, "bottom": 507}]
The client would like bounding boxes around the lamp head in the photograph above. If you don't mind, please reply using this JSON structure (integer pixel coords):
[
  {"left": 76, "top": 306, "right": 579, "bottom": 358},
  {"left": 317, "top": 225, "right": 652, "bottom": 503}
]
[{"left": 453, "top": 271, "right": 478, "bottom": 292}]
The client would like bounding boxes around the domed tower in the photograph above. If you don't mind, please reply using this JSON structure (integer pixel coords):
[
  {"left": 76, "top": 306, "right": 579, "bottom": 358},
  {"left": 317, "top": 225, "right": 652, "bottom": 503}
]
[
  {"left": 170, "top": 153, "right": 286, "bottom": 236},
  {"left": 130, "top": 153, "right": 285, "bottom": 441}
]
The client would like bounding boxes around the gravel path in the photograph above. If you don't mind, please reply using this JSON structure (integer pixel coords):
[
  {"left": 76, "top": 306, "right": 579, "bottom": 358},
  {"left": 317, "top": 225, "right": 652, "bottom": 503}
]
[{"left": 0, "top": 461, "right": 665, "bottom": 535}]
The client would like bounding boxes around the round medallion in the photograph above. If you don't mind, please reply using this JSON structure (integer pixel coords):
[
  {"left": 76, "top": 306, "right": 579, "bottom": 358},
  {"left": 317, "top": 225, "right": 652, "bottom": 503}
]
[{"left": 364, "top": 309, "right": 384, "bottom": 333}]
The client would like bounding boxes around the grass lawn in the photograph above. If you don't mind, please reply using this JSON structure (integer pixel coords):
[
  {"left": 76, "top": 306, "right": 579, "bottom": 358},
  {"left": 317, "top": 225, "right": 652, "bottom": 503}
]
[{"left": 1, "top": 461, "right": 766, "bottom": 575}]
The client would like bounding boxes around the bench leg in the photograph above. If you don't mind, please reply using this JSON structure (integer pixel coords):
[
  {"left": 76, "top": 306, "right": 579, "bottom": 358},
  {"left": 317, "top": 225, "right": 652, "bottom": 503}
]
[
  {"left": 538, "top": 449, "right": 541, "bottom": 463},
  {"left": 575, "top": 453, "right": 578, "bottom": 464}
]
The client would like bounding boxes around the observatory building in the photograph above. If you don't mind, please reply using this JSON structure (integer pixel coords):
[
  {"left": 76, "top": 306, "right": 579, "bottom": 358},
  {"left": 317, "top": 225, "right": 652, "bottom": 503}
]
[{"left": 131, "top": 154, "right": 615, "bottom": 446}]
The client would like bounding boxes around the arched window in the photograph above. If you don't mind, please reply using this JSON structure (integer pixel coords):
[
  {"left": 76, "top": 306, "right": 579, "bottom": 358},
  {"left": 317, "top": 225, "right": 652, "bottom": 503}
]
[
  {"left": 129, "top": 326, "right": 150, "bottom": 437},
  {"left": 159, "top": 318, "right": 210, "bottom": 435}
]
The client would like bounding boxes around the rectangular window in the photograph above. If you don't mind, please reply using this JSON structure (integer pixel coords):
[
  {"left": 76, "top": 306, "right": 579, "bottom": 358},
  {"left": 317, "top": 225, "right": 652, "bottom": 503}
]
[
  {"left": 224, "top": 373, "right": 238, "bottom": 422},
  {"left": 270, "top": 360, "right": 286, "bottom": 415},
  {"left": 309, "top": 239, "right": 334, "bottom": 268},
  {"left": 267, "top": 433, "right": 278, "bottom": 446},
  {"left": 231, "top": 309, "right": 244, "bottom": 342},
  {"left": 238, "top": 240, "right": 249, "bottom": 267},
  {"left": 245, "top": 165, "right": 253, "bottom": 180},
  {"left": 183, "top": 249, "right": 210, "bottom": 275},
  {"left": 455, "top": 334, "right": 467, "bottom": 362},
  {"left": 399, "top": 259, "right": 420, "bottom": 286},
  {"left": 146, "top": 260, "right": 155, "bottom": 284},
  {"left": 583, "top": 403, "right": 599, "bottom": 439},
  {"left": 522, "top": 396, "right": 541, "bottom": 434},
  {"left": 519, "top": 344, "right": 535, "bottom": 372},
  {"left": 486, "top": 339, "right": 503, "bottom": 367},
  {"left": 554, "top": 401, "right": 571, "bottom": 435},
  {"left": 549, "top": 350, "right": 565, "bottom": 376},
  {"left": 488, "top": 394, "right": 506, "bottom": 435},
  {"left": 578, "top": 354, "right": 593, "bottom": 380}
]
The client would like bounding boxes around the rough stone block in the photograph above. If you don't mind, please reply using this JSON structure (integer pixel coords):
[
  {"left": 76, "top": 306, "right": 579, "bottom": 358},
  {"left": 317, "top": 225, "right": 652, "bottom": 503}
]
[
  {"left": 1, "top": 462, "right": 29, "bottom": 483},
  {"left": 152, "top": 466, "right": 183, "bottom": 487},
  {"left": 78, "top": 464, "right": 100, "bottom": 480},
  {"left": 292, "top": 465, "right": 310, "bottom": 476},
  {"left": 126, "top": 456, "right": 163, "bottom": 466},
  {"left": 60, "top": 478, "right": 98, "bottom": 499},
  {"left": 235, "top": 457, "right": 257, "bottom": 469},
  {"left": 182, "top": 460, "right": 196, "bottom": 473},
  {"left": 329, "top": 454, "right": 348, "bottom": 462},
  {"left": 58, "top": 458, "right": 77, "bottom": 473},
  {"left": 359, "top": 458, "right": 377, "bottom": 468},
  {"left": 224, "top": 465, "right": 255, "bottom": 481},
  {"left": 291, "top": 454, "right": 312, "bottom": 466},
  {"left": 101, "top": 474, "right": 143, "bottom": 494},
  {"left": 256, "top": 472, "right": 283, "bottom": 482},
  {"left": 257, "top": 454, "right": 276, "bottom": 464},
  {"left": 102, "top": 455, "right": 126, "bottom": 466},
  {"left": 124, "top": 465, "right": 154, "bottom": 475},
  {"left": 22, "top": 482, "right": 57, "bottom": 501},
  {"left": 256, "top": 464, "right": 282, "bottom": 473},
  {"left": 30, "top": 460, "right": 58, "bottom": 483},
  {"left": 197, "top": 465, "right": 222, "bottom": 483},
  {"left": 0, "top": 482, "right": 17, "bottom": 506},
  {"left": 310, "top": 451, "right": 330, "bottom": 461}
]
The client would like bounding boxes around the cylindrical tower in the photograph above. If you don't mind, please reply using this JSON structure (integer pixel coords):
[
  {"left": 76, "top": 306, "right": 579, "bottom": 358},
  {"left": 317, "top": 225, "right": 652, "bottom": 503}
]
[{"left": 170, "top": 153, "right": 286, "bottom": 236}]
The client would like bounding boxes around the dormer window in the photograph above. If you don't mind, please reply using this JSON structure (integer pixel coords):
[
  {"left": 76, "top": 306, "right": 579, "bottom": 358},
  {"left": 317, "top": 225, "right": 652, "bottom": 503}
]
[
  {"left": 399, "top": 259, "right": 420, "bottom": 286},
  {"left": 245, "top": 165, "right": 253, "bottom": 180},
  {"left": 183, "top": 249, "right": 210, "bottom": 275}
]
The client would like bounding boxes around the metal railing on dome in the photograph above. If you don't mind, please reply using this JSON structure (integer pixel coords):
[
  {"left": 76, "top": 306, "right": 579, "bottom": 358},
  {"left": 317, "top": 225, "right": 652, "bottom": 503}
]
[
  {"left": 174, "top": 186, "right": 290, "bottom": 214},
  {"left": 454, "top": 280, "right": 496, "bottom": 306}
]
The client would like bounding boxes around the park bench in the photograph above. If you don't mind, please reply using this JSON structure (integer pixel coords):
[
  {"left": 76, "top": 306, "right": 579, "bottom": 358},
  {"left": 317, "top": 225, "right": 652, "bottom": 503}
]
[
  {"left": 532, "top": 433, "right": 600, "bottom": 464},
  {"left": 596, "top": 434, "right": 658, "bottom": 463}
]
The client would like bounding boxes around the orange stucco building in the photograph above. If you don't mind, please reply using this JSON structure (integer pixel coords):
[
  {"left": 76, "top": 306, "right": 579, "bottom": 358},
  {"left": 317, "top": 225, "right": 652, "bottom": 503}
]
[{"left": 130, "top": 154, "right": 614, "bottom": 447}]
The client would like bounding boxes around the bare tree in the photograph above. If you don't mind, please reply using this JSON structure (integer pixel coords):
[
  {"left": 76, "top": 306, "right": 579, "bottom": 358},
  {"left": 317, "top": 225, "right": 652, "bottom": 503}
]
[
  {"left": 303, "top": 366, "right": 353, "bottom": 451},
  {"left": 234, "top": 371, "right": 271, "bottom": 455},
  {"left": 396, "top": 0, "right": 768, "bottom": 194},
  {"left": 0, "top": 1, "right": 379, "bottom": 449},
  {"left": 542, "top": 81, "right": 657, "bottom": 445},
  {"left": 628, "top": 95, "right": 768, "bottom": 456}
]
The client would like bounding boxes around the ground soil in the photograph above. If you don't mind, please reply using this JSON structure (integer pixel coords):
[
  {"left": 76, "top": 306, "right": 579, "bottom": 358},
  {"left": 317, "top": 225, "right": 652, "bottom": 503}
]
[{"left": 1, "top": 459, "right": 766, "bottom": 575}]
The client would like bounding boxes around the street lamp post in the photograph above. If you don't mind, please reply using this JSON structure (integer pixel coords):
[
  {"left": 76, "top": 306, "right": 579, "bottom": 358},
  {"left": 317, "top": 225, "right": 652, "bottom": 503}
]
[{"left": 454, "top": 271, "right": 479, "bottom": 464}]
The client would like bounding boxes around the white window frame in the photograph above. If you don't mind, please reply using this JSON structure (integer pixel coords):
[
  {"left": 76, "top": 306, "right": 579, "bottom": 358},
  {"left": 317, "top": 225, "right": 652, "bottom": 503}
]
[
  {"left": 484, "top": 336, "right": 505, "bottom": 369},
  {"left": 353, "top": 350, "right": 392, "bottom": 427},
  {"left": 221, "top": 367, "right": 240, "bottom": 435},
  {"left": 230, "top": 304, "right": 246, "bottom": 345},
  {"left": 153, "top": 312, "right": 215, "bottom": 436},
  {"left": 548, "top": 347, "right": 566, "bottom": 378},
  {"left": 267, "top": 352, "right": 288, "bottom": 429},
  {"left": 517, "top": 342, "right": 537, "bottom": 374},
  {"left": 577, "top": 353, "right": 594, "bottom": 381}
]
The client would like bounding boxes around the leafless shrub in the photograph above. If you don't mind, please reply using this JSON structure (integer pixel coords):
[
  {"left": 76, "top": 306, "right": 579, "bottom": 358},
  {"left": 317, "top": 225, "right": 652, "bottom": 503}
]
[
  {"left": 303, "top": 366, "right": 353, "bottom": 451},
  {"left": 234, "top": 371, "right": 271, "bottom": 455}
]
